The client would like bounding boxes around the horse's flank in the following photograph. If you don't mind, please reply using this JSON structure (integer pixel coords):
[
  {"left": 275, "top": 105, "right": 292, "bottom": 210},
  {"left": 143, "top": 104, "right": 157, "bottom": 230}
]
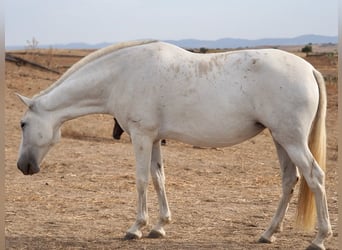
[{"left": 33, "top": 40, "right": 158, "bottom": 99}]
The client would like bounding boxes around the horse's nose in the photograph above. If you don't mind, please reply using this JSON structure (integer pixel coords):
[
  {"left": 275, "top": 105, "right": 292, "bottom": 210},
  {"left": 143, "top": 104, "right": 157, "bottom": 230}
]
[
  {"left": 17, "top": 160, "right": 28, "bottom": 175},
  {"left": 17, "top": 160, "right": 31, "bottom": 175},
  {"left": 17, "top": 159, "right": 40, "bottom": 175}
]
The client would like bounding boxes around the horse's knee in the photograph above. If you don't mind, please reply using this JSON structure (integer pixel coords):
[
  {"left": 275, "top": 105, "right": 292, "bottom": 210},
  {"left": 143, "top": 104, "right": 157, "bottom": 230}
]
[
  {"left": 151, "top": 162, "right": 162, "bottom": 172},
  {"left": 151, "top": 162, "right": 165, "bottom": 183}
]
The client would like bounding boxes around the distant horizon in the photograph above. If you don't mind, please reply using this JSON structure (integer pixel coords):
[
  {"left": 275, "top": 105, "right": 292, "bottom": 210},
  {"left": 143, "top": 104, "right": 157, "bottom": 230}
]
[{"left": 5, "top": 33, "right": 338, "bottom": 50}]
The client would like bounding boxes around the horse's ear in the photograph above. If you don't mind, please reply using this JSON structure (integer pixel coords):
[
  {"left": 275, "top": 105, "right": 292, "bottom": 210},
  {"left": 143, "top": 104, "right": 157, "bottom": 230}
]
[{"left": 16, "top": 93, "right": 33, "bottom": 108}]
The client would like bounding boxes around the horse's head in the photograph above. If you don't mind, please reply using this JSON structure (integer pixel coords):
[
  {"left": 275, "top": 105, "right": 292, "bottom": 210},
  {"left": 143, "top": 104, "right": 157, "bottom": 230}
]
[{"left": 16, "top": 94, "right": 61, "bottom": 175}]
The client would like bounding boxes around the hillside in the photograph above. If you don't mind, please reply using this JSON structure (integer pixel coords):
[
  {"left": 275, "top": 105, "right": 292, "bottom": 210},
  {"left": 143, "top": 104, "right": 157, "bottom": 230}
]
[{"left": 6, "top": 34, "right": 338, "bottom": 50}]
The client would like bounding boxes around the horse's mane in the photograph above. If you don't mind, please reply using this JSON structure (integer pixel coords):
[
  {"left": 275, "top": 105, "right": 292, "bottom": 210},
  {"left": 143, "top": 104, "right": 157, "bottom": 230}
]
[{"left": 34, "top": 40, "right": 158, "bottom": 98}]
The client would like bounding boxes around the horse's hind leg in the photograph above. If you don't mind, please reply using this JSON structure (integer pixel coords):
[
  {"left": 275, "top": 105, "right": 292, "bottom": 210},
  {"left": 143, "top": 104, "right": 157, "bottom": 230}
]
[
  {"left": 259, "top": 140, "right": 300, "bottom": 243},
  {"left": 148, "top": 140, "right": 171, "bottom": 238},
  {"left": 284, "top": 143, "right": 332, "bottom": 249}
]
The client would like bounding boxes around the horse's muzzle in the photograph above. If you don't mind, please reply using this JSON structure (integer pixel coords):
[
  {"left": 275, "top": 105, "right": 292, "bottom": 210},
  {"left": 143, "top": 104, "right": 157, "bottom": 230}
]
[{"left": 17, "top": 157, "right": 40, "bottom": 175}]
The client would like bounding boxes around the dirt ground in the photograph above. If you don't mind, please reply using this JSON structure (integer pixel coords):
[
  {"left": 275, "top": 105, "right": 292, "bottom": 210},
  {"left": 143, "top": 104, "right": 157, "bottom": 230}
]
[{"left": 5, "top": 46, "right": 338, "bottom": 249}]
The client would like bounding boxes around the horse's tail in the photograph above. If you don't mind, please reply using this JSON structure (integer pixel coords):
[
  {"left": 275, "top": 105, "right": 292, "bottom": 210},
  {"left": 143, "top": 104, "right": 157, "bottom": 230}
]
[{"left": 296, "top": 69, "right": 327, "bottom": 231}]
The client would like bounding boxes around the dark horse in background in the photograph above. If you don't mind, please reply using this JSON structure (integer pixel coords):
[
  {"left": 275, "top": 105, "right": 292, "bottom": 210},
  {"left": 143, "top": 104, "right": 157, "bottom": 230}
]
[{"left": 112, "top": 118, "right": 125, "bottom": 140}]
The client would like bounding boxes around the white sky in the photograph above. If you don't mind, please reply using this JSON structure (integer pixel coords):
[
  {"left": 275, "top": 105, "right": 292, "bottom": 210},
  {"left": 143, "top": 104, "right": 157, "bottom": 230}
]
[{"left": 5, "top": 0, "right": 338, "bottom": 46}]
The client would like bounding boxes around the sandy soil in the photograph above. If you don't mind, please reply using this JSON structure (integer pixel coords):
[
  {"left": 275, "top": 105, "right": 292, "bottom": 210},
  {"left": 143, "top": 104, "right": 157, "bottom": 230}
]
[{"left": 5, "top": 47, "right": 338, "bottom": 249}]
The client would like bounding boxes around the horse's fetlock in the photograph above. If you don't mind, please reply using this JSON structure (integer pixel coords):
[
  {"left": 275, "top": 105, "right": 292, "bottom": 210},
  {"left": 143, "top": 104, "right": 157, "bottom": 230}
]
[
  {"left": 320, "top": 227, "right": 332, "bottom": 239},
  {"left": 136, "top": 218, "right": 148, "bottom": 227},
  {"left": 161, "top": 216, "right": 171, "bottom": 224}
]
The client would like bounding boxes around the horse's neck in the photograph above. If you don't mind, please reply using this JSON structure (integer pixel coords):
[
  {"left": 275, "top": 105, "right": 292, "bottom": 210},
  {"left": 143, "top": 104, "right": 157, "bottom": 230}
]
[{"left": 37, "top": 77, "right": 112, "bottom": 125}]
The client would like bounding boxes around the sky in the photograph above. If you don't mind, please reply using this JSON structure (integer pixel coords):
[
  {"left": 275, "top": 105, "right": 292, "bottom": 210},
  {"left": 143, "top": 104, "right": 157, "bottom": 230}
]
[{"left": 5, "top": 0, "right": 338, "bottom": 46}]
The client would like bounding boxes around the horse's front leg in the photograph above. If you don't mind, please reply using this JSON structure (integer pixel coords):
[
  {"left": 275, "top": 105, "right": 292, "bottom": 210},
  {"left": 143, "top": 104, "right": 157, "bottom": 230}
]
[
  {"left": 148, "top": 141, "right": 171, "bottom": 238},
  {"left": 125, "top": 133, "right": 153, "bottom": 240}
]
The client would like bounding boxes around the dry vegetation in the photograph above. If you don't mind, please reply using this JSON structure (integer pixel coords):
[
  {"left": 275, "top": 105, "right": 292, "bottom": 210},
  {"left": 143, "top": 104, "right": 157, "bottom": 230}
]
[{"left": 5, "top": 44, "right": 338, "bottom": 249}]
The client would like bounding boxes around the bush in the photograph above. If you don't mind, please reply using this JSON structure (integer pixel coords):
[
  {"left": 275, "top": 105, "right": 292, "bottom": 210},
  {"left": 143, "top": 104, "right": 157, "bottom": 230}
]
[
  {"left": 199, "top": 47, "right": 208, "bottom": 53},
  {"left": 301, "top": 44, "right": 312, "bottom": 53}
]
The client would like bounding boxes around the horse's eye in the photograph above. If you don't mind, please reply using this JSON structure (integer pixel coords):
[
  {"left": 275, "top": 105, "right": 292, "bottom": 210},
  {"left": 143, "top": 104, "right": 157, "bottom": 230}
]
[{"left": 20, "top": 122, "right": 26, "bottom": 129}]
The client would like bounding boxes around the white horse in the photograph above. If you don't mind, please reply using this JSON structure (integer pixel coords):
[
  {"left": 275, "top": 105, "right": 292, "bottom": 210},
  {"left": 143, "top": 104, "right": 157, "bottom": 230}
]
[{"left": 16, "top": 40, "right": 332, "bottom": 249}]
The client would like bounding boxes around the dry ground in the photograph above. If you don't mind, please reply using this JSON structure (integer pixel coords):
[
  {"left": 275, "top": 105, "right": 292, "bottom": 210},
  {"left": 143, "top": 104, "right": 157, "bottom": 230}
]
[{"left": 5, "top": 45, "right": 338, "bottom": 249}]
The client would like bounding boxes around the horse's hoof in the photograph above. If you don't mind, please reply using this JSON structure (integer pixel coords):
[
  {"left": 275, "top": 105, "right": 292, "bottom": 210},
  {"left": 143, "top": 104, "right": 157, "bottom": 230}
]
[
  {"left": 306, "top": 243, "right": 324, "bottom": 250},
  {"left": 124, "top": 232, "right": 140, "bottom": 240},
  {"left": 148, "top": 229, "right": 165, "bottom": 238},
  {"left": 258, "top": 236, "right": 275, "bottom": 243}
]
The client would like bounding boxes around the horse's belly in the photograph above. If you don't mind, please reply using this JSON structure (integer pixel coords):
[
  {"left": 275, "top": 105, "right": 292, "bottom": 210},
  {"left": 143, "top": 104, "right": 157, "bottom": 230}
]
[{"left": 161, "top": 120, "right": 265, "bottom": 148}]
